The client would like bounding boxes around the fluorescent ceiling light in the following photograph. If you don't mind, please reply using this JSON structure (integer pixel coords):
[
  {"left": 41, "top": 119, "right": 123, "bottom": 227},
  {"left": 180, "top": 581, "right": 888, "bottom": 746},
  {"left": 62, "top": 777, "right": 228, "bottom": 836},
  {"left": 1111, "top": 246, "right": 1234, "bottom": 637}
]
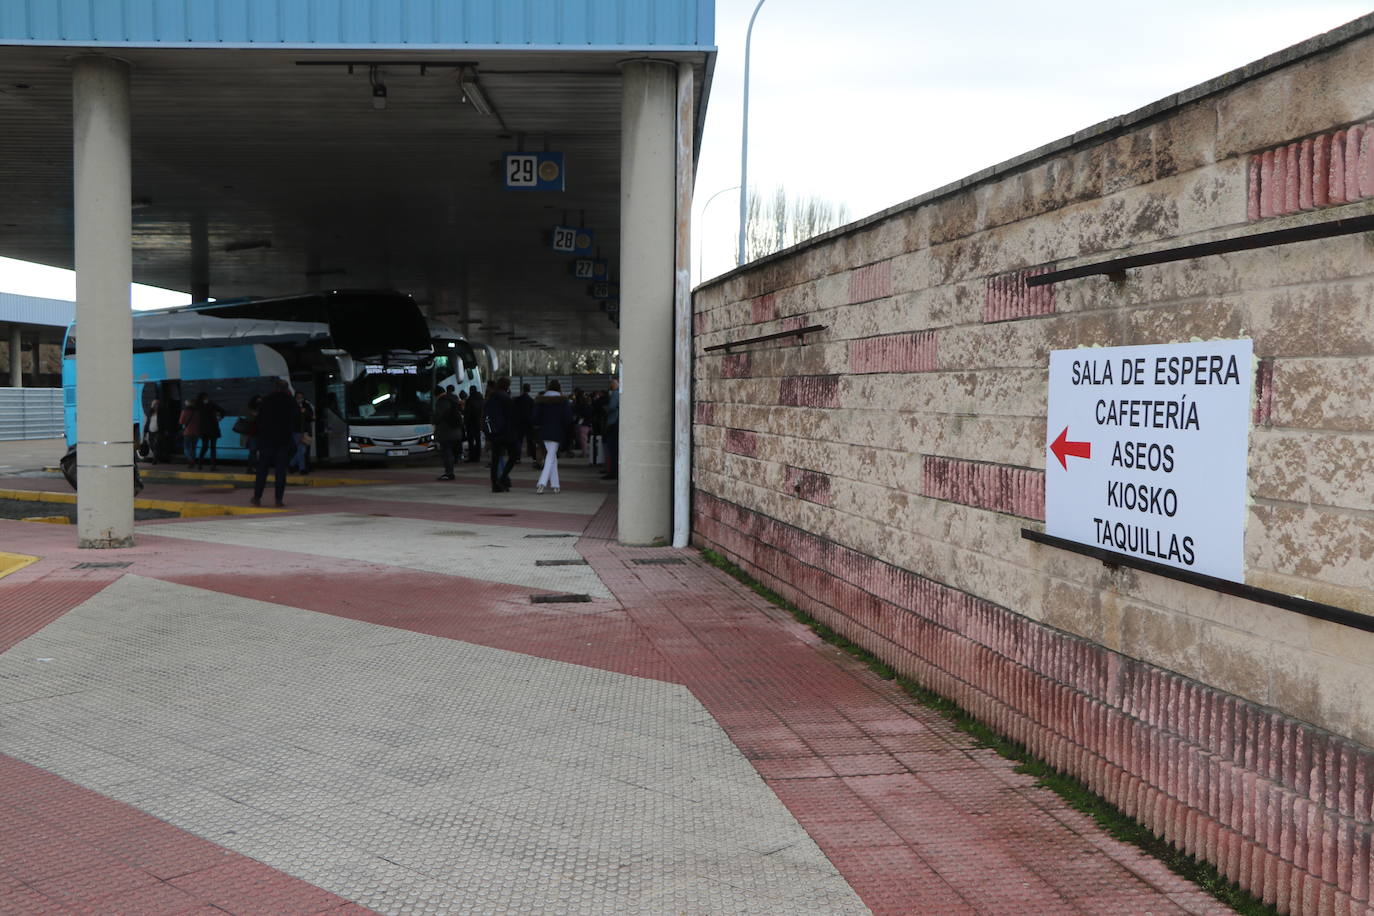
[{"left": 460, "top": 70, "right": 493, "bottom": 116}]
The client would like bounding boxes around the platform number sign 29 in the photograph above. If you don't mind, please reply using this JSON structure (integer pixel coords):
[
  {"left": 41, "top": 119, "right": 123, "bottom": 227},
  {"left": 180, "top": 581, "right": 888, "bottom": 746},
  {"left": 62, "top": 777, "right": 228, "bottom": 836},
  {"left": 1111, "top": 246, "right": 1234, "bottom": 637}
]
[
  {"left": 506, "top": 154, "right": 537, "bottom": 187},
  {"left": 503, "top": 152, "right": 565, "bottom": 191}
]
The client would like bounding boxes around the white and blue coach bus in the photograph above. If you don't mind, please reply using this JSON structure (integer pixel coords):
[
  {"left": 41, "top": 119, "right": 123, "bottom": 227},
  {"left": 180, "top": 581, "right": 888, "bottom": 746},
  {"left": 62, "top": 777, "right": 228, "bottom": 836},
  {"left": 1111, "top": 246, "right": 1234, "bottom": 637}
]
[
  {"left": 427, "top": 320, "right": 493, "bottom": 401},
  {"left": 62, "top": 290, "right": 440, "bottom": 465}
]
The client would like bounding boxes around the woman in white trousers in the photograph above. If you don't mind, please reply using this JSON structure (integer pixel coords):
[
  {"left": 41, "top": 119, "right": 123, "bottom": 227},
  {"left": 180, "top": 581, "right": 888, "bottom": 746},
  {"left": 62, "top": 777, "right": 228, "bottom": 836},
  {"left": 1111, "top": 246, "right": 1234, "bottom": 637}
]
[{"left": 532, "top": 380, "right": 574, "bottom": 494}]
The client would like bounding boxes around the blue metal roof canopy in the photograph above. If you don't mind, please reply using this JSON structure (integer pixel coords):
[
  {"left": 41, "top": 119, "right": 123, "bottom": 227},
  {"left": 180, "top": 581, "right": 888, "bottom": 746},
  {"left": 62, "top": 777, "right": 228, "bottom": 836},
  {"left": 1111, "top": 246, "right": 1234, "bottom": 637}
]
[{"left": 0, "top": 0, "right": 714, "bottom": 50}]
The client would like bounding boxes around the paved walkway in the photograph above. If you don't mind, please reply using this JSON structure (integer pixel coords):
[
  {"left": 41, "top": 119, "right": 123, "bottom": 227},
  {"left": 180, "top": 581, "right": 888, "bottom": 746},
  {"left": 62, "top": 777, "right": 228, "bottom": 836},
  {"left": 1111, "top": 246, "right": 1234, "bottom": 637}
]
[{"left": 0, "top": 450, "right": 1231, "bottom": 914}]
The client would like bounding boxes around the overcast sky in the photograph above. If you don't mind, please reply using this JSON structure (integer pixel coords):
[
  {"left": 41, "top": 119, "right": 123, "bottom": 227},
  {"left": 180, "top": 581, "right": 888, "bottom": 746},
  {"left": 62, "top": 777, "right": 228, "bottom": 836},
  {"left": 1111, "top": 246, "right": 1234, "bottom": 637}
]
[
  {"left": 0, "top": 3, "right": 1369, "bottom": 304},
  {"left": 693, "top": 0, "right": 1371, "bottom": 280}
]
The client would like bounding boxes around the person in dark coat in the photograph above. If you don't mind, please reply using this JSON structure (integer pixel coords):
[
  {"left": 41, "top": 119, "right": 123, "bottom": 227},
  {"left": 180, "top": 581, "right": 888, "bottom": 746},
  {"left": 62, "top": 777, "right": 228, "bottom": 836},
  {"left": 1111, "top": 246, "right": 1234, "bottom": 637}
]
[
  {"left": 463, "top": 386, "right": 485, "bottom": 462},
  {"left": 482, "top": 378, "right": 515, "bottom": 492},
  {"left": 513, "top": 383, "right": 536, "bottom": 466},
  {"left": 195, "top": 392, "right": 225, "bottom": 471},
  {"left": 251, "top": 379, "right": 300, "bottom": 508},
  {"left": 290, "top": 390, "right": 315, "bottom": 474},
  {"left": 178, "top": 398, "right": 201, "bottom": 467},
  {"left": 532, "top": 379, "right": 574, "bottom": 494},
  {"left": 602, "top": 377, "right": 620, "bottom": 480},
  {"left": 433, "top": 386, "right": 463, "bottom": 480}
]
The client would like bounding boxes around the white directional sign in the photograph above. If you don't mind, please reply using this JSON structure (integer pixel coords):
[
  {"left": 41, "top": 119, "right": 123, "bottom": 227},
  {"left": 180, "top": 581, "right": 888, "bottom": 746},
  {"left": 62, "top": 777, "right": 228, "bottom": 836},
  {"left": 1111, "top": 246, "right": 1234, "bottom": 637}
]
[{"left": 1045, "top": 339, "right": 1253, "bottom": 582}]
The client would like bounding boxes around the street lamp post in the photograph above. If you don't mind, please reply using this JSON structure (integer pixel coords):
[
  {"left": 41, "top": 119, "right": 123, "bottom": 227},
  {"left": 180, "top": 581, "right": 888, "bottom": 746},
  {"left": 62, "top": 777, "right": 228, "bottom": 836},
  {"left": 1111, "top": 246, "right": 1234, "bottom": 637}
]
[
  {"left": 738, "top": 0, "right": 767, "bottom": 267},
  {"left": 698, "top": 184, "right": 740, "bottom": 280}
]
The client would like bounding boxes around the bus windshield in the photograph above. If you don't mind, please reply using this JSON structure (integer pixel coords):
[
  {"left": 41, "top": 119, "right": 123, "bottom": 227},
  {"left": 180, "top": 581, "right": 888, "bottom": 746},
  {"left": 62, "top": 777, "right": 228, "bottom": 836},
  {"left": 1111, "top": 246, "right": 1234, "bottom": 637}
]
[{"left": 346, "top": 365, "right": 431, "bottom": 423}]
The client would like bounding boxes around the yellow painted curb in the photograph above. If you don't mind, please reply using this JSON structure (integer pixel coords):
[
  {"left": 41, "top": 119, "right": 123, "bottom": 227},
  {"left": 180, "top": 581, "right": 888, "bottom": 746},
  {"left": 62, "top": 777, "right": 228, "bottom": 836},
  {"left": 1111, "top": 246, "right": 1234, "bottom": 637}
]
[
  {"left": 137, "top": 469, "right": 373, "bottom": 487},
  {"left": 22, "top": 516, "right": 71, "bottom": 525},
  {"left": 0, "top": 551, "right": 38, "bottom": 579},
  {"left": 0, "top": 489, "right": 75, "bottom": 505},
  {"left": 0, "top": 489, "right": 284, "bottom": 518}
]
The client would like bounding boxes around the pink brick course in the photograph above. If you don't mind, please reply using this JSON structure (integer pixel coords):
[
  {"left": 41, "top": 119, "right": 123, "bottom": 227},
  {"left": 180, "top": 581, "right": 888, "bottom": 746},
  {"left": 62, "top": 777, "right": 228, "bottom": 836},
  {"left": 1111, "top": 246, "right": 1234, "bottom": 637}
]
[
  {"left": 724, "top": 428, "right": 759, "bottom": 458},
  {"left": 779, "top": 375, "right": 842, "bottom": 409},
  {"left": 983, "top": 267, "right": 1056, "bottom": 323},
  {"left": 720, "top": 352, "right": 752, "bottom": 378},
  {"left": 751, "top": 293, "right": 778, "bottom": 323},
  {"left": 693, "top": 492, "right": 1374, "bottom": 914},
  {"left": 849, "top": 260, "right": 893, "bottom": 304},
  {"left": 1251, "top": 122, "right": 1374, "bottom": 219},
  {"left": 786, "top": 466, "right": 832, "bottom": 505},
  {"left": 921, "top": 456, "right": 1045, "bottom": 520},
  {"left": 1254, "top": 359, "right": 1274, "bottom": 426},
  {"left": 849, "top": 331, "right": 937, "bottom": 374}
]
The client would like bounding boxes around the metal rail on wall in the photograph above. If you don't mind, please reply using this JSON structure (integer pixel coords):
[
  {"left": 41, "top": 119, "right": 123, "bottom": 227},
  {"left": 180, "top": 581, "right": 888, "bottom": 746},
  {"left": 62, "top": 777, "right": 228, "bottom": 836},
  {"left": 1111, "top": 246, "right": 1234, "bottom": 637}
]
[
  {"left": 1025, "top": 212, "right": 1374, "bottom": 286},
  {"left": 1021, "top": 529, "right": 1374, "bottom": 633},
  {"left": 702, "top": 324, "right": 827, "bottom": 353}
]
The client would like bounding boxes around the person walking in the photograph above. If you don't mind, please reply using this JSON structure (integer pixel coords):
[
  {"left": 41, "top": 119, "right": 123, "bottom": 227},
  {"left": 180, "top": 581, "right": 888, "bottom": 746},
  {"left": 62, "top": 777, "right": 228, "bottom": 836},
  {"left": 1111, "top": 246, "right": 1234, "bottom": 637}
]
[
  {"left": 463, "top": 386, "right": 485, "bottom": 463},
  {"left": 513, "top": 383, "right": 536, "bottom": 468},
  {"left": 241, "top": 395, "right": 262, "bottom": 469},
  {"left": 572, "top": 389, "right": 592, "bottom": 458},
  {"left": 433, "top": 386, "right": 463, "bottom": 480},
  {"left": 602, "top": 376, "right": 620, "bottom": 480},
  {"left": 482, "top": 378, "right": 515, "bottom": 492},
  {"left": 142, "top": 399, "right": 162, "bottom": 464},
  {"left": 195, "top": 392, "right": 225, "bottom": 470},
  {"left": 533, "top": 379, "right": 573, "bottom": 494},
  {"left": 290, "top": 390, "right": 315, "bottom": 474},
  {"left": 179, "top": 396, "right": 202, "bottom": 467},
  {"left": 252, "top": 379, "right": 300, "bottom": 508}
]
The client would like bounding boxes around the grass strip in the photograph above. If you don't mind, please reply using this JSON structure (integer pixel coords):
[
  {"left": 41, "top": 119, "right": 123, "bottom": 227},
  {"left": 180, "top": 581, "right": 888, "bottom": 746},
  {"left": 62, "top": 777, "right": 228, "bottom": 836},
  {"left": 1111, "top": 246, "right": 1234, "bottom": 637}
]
[{"left": 699, "top": 547, "right": 1275, "bottom": 916}]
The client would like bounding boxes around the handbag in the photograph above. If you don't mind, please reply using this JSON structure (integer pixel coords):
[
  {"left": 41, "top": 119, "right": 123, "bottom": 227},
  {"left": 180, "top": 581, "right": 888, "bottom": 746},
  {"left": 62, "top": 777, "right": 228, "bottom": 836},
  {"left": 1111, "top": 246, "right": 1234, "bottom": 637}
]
[
  {"left": 300, "top": 432, "right": 314, "bottom": 445},
  {"left": 232, "top": 417, "right": 252, "bottom": 435}
]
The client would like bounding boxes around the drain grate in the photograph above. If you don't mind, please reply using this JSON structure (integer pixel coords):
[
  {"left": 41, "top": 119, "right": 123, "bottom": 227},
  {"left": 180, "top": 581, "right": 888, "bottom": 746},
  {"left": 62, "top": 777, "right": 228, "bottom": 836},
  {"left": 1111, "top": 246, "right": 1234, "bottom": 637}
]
[
  {"left": 632, "top": 557, "right": 686, "bottom": 566},
  {"left": 530, "top": 593, "right": 592, "bottom": 604},
  {"left": 536, "top": 559, "right": 588, "bottom": 567},
  {"left": 524, "top": 533, "right": 574, "bottom": 539},
  {"left": 72, "top": 561, "right": 132, "bottom": 570}
]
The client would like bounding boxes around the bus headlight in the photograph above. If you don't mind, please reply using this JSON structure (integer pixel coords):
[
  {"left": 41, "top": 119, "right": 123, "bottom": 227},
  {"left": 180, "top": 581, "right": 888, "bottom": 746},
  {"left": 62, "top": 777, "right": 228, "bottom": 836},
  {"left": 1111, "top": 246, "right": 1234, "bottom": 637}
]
[{"left": 349, "top": 436, "right": 375, "bottom": 447}]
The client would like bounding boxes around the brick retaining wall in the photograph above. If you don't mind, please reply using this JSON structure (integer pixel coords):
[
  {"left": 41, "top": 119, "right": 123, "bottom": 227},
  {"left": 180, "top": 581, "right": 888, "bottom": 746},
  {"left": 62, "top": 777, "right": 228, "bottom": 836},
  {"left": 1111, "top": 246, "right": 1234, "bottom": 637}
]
[{"left": 693, "top": 17, "right": 1374, "bottom": 913}]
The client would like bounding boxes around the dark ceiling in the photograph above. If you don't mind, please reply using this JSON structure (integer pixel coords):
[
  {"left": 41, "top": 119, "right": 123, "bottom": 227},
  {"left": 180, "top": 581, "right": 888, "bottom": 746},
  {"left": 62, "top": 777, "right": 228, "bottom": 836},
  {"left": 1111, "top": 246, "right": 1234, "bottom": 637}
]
[{"left": 0, "top": 45, "right": 710, "bottom": 349}]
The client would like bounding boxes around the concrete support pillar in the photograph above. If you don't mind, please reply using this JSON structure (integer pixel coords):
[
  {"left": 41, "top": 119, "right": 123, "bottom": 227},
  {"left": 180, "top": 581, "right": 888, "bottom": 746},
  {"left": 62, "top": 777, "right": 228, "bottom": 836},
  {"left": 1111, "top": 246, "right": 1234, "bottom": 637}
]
[
  {"left": 28, "top": 332, "right": 41, "bottom": 386},
  {"left": 8, "top": 324, "right": 20, "bottom": 388},
  {"left": 190, "top": 212, "right": 210, "bottom": 303},
  {"left": 617, "top": 60, "right": 678, "bottom": 545},
  {"left": 73, "top": 55, "right": 135, "bottom": 548}
]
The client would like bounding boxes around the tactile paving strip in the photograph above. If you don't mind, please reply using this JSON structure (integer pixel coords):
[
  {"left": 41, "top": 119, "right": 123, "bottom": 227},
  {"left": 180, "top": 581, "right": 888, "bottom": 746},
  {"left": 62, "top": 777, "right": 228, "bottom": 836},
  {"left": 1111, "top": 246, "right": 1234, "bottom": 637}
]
[
  {"left": 0, "top": 574, "right": 866, "bottom": 915},
  {"left": 141, "top": 512, "right": 615, "bottom": 598}
]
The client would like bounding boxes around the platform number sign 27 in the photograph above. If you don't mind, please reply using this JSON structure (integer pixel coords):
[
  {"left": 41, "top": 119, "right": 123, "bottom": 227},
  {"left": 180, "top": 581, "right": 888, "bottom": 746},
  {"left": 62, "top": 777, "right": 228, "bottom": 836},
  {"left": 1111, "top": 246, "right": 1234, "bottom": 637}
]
[
  {"left": 573, "top": 258, "right": 607, "bottom": 279},
  {"left": 503, "top": 152, "right": 565, "bottom": 191}
]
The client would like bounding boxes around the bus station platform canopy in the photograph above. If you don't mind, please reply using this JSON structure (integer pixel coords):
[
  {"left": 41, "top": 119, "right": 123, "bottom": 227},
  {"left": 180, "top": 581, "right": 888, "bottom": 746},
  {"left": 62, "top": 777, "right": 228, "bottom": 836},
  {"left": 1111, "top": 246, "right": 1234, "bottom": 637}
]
[{"left": 0, "top": 0, "right": 717, "bottom": 349}]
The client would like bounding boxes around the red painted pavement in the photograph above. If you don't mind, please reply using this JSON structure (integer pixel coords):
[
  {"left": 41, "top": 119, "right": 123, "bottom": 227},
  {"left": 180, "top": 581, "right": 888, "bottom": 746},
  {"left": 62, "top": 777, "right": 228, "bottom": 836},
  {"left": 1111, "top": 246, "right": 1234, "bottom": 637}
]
[
  {"left": 0, "top": 755, "right": 370, "bottom": 915},
  {"left": 0, "top": 480, "right": 1231, "bottom": 914}
]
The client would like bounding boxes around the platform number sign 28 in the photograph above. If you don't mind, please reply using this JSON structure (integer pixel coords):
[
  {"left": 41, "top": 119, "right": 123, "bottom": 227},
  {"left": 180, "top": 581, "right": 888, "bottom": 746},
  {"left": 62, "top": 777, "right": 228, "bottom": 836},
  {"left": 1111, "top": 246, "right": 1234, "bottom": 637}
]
[
  {"left": 551, "top": 226, "right": 594, "bottom": 255},
  {"left": 553, "top": 227, "right": 578, "bottom": 252}
]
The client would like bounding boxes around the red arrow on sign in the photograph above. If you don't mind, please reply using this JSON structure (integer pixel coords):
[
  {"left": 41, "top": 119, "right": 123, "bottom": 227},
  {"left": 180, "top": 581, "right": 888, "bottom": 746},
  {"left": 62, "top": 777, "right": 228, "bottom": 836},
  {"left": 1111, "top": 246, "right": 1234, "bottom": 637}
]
[{"left": 1050, "top": 427, "right": 1091, "bottom": 470}]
